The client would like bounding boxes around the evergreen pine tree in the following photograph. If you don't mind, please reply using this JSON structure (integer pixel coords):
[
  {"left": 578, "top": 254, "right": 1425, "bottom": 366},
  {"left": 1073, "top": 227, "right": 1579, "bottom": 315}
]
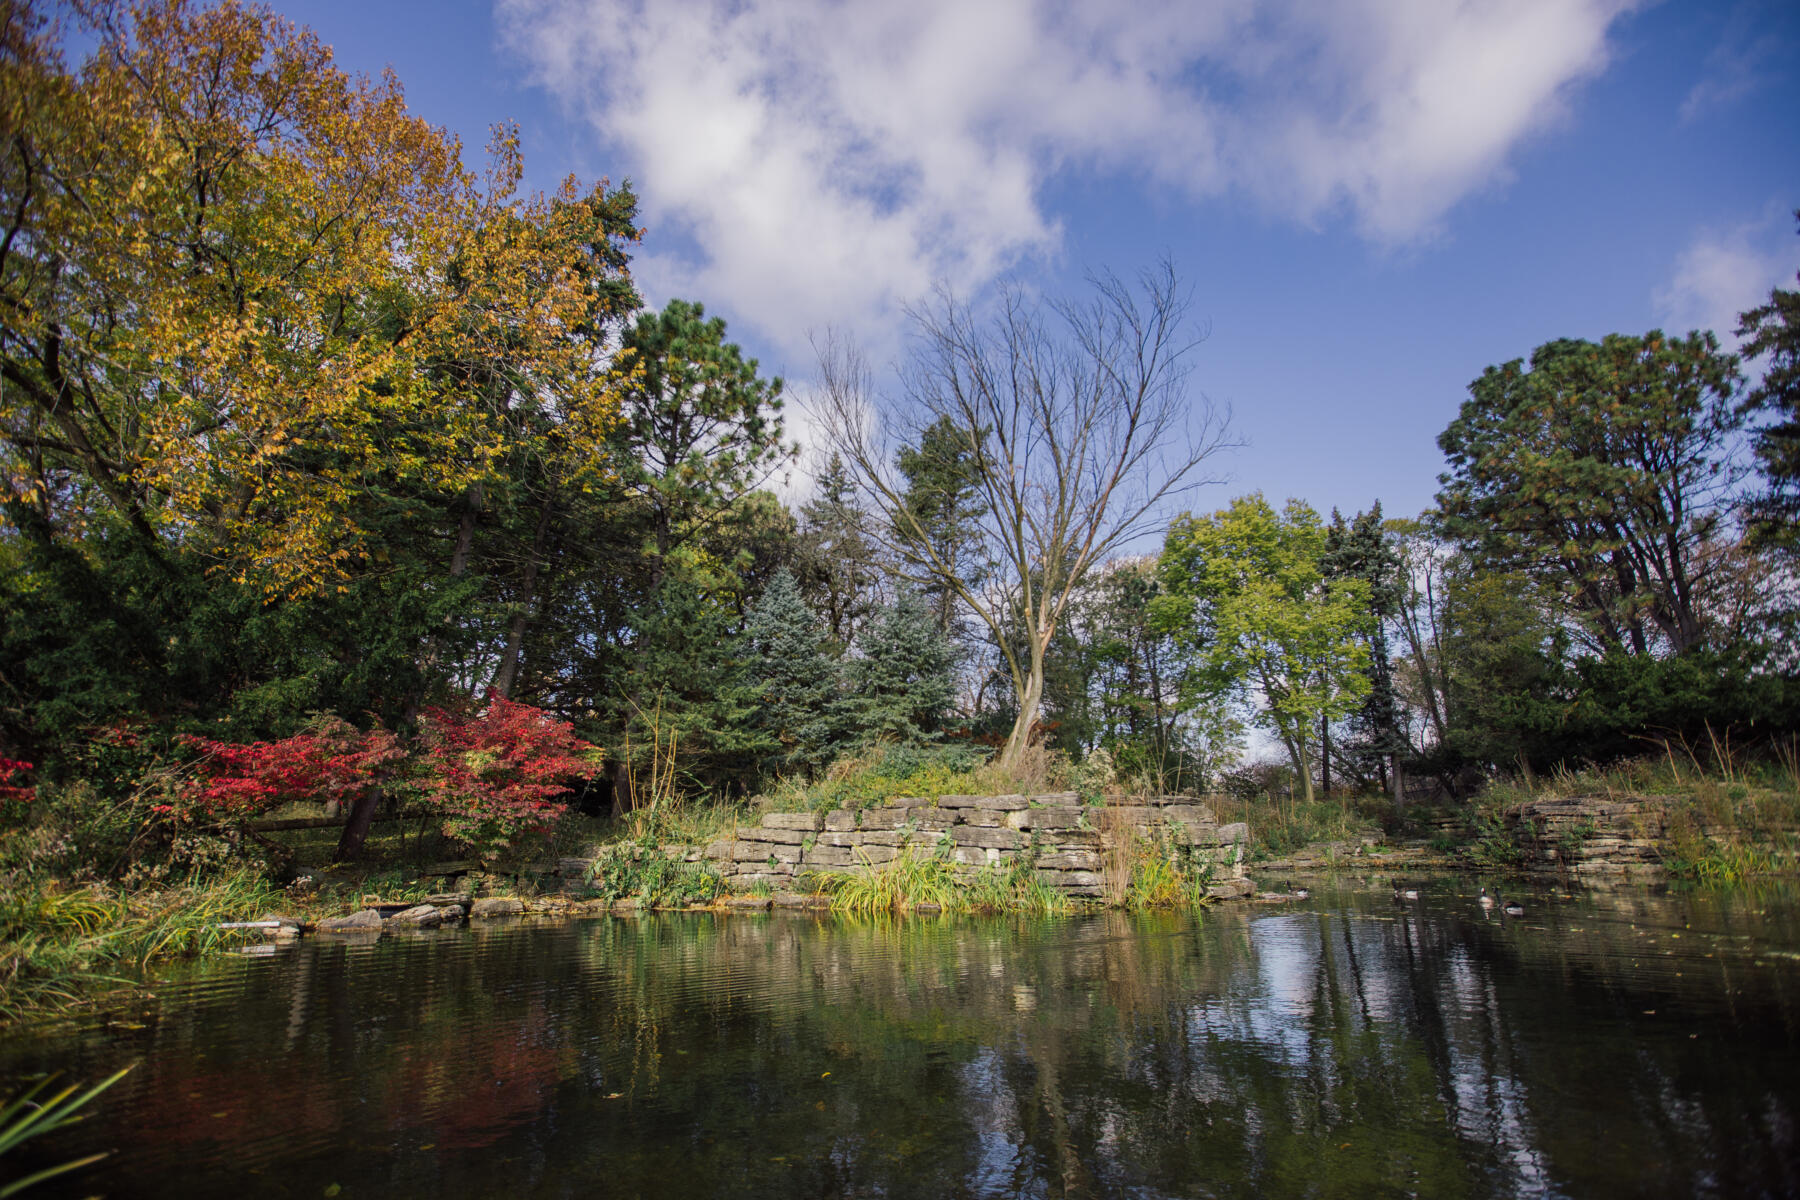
[
  {"left": 740, "top": 569, "right": 842, "bottom": 775},
  {"left": 795, "top": 454, "right": 882, "bottom": 651},
  {"left": 849, "top": 591, "right": 956, "bottom": 744}
]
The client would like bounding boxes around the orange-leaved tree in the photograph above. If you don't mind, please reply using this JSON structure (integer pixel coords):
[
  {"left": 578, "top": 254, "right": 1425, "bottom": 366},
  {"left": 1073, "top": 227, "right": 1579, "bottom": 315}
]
[{"left": 0, "top": 0, "right": 635, "bottom": 599}]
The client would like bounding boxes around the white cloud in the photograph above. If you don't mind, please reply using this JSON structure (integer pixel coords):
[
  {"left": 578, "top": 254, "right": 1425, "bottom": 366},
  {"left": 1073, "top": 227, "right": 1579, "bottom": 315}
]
[
  {"left": 1678, "top": 1, "right": 1792, "bottom": 125},
  {"left": 498, "top": 0, "right": 1637, "bottom": 354},
  {"left": 1654, "top": 212, "right": 1799, "bottom": 347}
]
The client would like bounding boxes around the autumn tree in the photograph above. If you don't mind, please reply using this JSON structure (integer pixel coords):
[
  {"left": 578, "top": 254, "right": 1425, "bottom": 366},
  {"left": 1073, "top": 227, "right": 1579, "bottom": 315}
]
[
  {"left": 1156, "top": 495, "right": 1370, "bottom": 804},
  {"left": 817, "top": 264, "right": 1232, "bottom": 771},
  {"left": 1435, "top": 331, "right": 1742, "bottom": 656},
  {"left": 0, "top": 0, "right": 628, "bottom": 597}
]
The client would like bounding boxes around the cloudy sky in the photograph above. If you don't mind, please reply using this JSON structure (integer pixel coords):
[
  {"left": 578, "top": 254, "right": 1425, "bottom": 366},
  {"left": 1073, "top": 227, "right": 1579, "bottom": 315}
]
[{"left": 287, "top": 0, "right": 1798, "bottom": 522}]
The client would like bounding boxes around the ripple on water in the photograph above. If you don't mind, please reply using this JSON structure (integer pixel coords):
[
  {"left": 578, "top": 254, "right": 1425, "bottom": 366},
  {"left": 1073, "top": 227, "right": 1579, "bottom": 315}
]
[{"left": 3, "top": 889, "right": 1798, "bottom": 1199}]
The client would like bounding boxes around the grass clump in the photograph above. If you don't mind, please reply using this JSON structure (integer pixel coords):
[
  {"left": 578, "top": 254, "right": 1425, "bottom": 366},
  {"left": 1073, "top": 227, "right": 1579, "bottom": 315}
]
[
  {"left": 756, "top": 744, "right": 990, "bottom": 814},
  {"left": 815, "top": 846, "right": 964, "bottom": 914},
  {"left": 0, "top": 868, "right": 286, "bottom": 1022}
]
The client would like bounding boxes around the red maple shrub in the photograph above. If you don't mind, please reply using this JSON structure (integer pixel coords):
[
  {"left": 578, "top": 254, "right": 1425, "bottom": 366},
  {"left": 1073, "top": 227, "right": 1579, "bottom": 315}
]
[
  {"left": 163, "top": 698, "right": 596, "bottom": 858},
  {"left": 414, "top": 695, "right": 601, "bottom": 854},
  {"left": 174, "top": 716, "right": 405, "bottom": 822},
  {"left": 0, "top": 757, "right": 34, "bottom": 820}
]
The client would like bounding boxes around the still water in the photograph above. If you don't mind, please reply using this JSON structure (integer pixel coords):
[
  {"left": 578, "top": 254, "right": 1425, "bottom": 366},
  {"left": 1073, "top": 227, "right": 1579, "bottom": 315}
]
[{"left": 5, "top": 879, "right": 1800, "bottom": 1199}]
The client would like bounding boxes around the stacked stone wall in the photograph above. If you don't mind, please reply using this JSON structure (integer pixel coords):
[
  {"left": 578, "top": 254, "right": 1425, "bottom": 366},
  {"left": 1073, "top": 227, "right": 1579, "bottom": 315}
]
[{"left": 705, "top": 793, "right": 1249, "bottom": 900}]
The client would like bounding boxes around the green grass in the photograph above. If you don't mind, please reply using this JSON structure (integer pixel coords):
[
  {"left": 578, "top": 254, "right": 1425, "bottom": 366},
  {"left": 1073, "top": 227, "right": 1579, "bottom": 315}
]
[
  {"left": 813, "top": 846, "right": 1076, "bottom": 916},
  {"left": 754, "top": 744, "right": 992, "bottom": 814},
  {"left": 0, "top": 868, "right": 287, "bottom": 1023}
]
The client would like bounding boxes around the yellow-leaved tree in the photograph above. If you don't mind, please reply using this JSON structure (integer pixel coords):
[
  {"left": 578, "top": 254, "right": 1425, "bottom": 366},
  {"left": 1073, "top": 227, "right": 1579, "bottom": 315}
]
[{"left": 0, "top": 0, "right": 634, "bottom": 597}]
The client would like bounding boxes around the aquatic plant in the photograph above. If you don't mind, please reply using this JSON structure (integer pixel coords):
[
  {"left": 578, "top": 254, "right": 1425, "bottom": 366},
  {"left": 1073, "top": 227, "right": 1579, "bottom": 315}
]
[{"left": 0, "top": 1066, "right": 132, "bottom": 1197}]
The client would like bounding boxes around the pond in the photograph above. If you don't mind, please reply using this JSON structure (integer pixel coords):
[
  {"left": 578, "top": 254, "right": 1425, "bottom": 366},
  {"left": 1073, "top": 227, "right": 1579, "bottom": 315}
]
[{"left": 4, "top": 879, "right": 1800, "bottom": 1199}]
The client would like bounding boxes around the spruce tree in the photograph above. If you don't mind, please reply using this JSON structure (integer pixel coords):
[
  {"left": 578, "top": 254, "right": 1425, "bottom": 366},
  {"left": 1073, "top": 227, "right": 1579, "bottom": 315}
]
[
  {"left": 848, "top": 591, "right": 956, "bottom": 744},
  {"left": 740, "top": 569, "right": 842, "bottom": 776}
]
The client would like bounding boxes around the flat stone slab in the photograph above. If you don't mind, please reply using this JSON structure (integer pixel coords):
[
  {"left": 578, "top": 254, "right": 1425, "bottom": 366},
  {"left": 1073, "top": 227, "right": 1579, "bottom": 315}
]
[
  {"left": 936, "top": 794, "right": 980, "bottom": 808},
  {"left": 761, "top": 811, "right": 824, "bottom": 831},
  {"left": 733, "top": 841, "right": 802, "bottom": 863},
  {"left": 1205, "top": 878, "right": 1254, "bottom": 901},
  {"left": 1029, "top": 792, "right": 1082, "bottom": 807},
  {"left": 1217, "top": 822, "right": 1249, "bottom": 844},
  {"left": 317, "top": 909, "right": 383, "bottom": 933},
  {"left": 738, "top": 826, "right": 810, "bottom": 845},
  {"left": 823, "top": 810, "right": 857, "bottom": 831},
  {"left": 961, "top": 809, "right": 1007, "bottom": 827},
  {"left": 801, "top": 845, "right": 856, "bottom": 867},
  {"left": 1036, "top": 850, "right": 1102, "bottom": 871},
  {"left": 974, "top": 794, "right": 1030, "bottom": 811},
  {"left": 950, "top": 825, "right": 1026, "bottom": 851},
  {"left": 1036, "top": 869, "right": 1104, "bottom": 889},
  {"left": 470, "top": 897, "right": 525, "bottom": 918},
  {"left": 1011, "top": 807, "right": 1086, "bottom": 831},
  {"left": 858, "top": 808, "right": 908, "bottom": 830},
  {"left": 386, "top": 905, "right": 443, "bottom": 928},
  {"left": 1161, "top": 805, "right": 1216, "bottom": 826},
  {"left": 724, "top": 896, "right": 772, "bottom": 911}
]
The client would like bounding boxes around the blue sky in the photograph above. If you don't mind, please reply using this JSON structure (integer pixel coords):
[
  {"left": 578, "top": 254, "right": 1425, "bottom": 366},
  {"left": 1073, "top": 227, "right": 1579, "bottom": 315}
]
[{"left": 284, "top": 0, "right": 1799, "bottom": 525}]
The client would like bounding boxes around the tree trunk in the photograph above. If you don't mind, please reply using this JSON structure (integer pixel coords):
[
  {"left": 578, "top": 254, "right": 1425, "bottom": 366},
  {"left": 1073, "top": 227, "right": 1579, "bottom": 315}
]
[
  {"left": 493, "top": 497, "right": 555, "bottom": 699},
  {"left": 1319, "top": 712, "right": 1332, "bottom": 797},
  {"left": 1001, "top": 665, "right": 1045, "bottom": 772},
  {"left": 1391, "top": 755, "right": 1406, "bottom": 813},
  {"left": 333, "top": 788, "right": 382, "bottom": 862}
]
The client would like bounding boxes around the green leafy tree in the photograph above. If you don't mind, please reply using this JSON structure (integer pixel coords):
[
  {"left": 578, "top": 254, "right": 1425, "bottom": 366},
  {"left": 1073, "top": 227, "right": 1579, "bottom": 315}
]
[
  {"left": 848, "top": 591, "right": 957, "bottom": 745},
  {"left": 1737, "top": 210, "right": 1800, "bottom": 554},
  {"left": 1436, "top": 331, "right": 1742, "bottom": 656},
  {"left": 1156, "top": 495, "right": 1370, "bottom": 803}
]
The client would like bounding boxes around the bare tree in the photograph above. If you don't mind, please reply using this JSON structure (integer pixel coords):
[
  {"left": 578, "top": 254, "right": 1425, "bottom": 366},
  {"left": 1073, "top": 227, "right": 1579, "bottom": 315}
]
[{"left": 816, "top": 262, "right": 1233, "bottom": 770}]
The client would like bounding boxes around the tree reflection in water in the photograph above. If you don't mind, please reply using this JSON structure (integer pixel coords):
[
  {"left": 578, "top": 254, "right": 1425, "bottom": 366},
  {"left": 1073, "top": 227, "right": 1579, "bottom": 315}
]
[{"left": 5, "top": 883, "right": 1798, "bottom": 1198}]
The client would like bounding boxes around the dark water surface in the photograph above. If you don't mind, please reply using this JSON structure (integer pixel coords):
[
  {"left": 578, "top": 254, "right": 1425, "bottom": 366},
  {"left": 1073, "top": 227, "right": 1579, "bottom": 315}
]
[{"left": 5, "top": 879, "right": 1800, "bottom": 1199}]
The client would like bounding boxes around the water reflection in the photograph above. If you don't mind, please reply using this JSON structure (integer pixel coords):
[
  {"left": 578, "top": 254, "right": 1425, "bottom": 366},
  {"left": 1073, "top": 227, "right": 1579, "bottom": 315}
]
[{"left": 5, "top": 882, "right": 1799, "bottom": 1198}]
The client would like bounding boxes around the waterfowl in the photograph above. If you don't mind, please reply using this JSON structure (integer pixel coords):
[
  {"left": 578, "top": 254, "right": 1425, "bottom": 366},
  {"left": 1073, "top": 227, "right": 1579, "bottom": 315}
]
[
  {"left": 1502, "top": 899, "right": 1525, "bottom": 917},
  {"left": 1293, "top": 887, "right": 1311, "bottom": 900},
  {"left": 1394, "top": 884, "right": 1420, "bottom": 902},
  {"left": 1478, "top": 888, "right": 1496, "bottom": 910}
]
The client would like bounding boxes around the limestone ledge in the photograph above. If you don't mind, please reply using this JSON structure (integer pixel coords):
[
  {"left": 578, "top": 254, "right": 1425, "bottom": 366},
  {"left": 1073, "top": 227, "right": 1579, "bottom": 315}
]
[{"left": 682, "top": 792, "right": 1251, "bottom": 900}]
